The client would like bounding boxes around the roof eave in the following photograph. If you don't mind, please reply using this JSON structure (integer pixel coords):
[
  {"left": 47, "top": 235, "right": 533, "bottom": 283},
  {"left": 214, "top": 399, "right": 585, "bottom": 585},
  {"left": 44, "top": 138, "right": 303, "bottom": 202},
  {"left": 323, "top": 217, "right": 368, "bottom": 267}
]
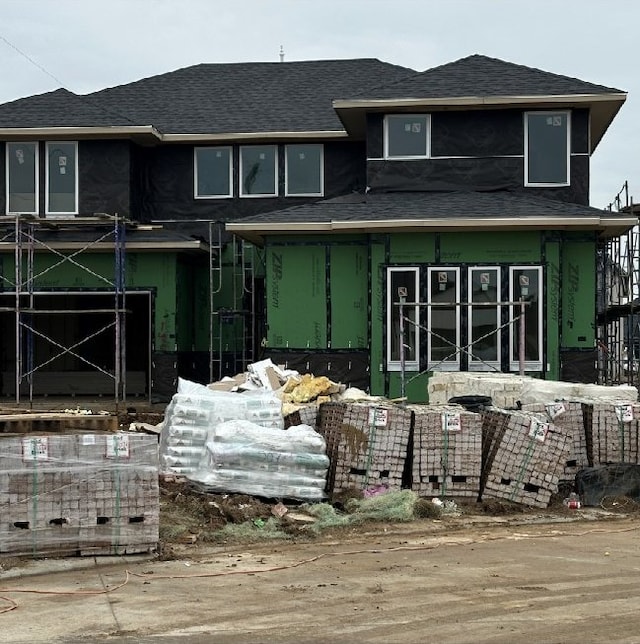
[
  {"left": 0, "top": 125, "right": 162, "bottom": 143},
  {"left": 162, "top": 130, "right": 349, "bottom": 142}
]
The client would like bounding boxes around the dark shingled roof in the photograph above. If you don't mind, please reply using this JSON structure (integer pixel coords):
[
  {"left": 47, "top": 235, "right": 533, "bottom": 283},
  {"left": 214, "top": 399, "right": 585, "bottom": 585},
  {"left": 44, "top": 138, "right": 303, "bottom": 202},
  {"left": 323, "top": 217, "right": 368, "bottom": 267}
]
[
  {"left": 86, "top": 59, "right": 415, "bottom": 134},
  {"left": 344, "top": 54, "right": 624, "bottom": 100},
  {"left": 230, "top": 190, "right": 623, "bottom": 224},
  {"left": 0, "top": 89, "right": 135, "bottom": 128}
]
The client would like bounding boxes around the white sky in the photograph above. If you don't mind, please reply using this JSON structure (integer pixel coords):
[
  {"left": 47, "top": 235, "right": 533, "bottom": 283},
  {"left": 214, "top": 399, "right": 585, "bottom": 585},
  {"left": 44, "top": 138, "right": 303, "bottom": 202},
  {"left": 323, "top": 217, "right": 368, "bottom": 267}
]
[{"left": 1, "top": 0, "right": 637, "bottom": 209}]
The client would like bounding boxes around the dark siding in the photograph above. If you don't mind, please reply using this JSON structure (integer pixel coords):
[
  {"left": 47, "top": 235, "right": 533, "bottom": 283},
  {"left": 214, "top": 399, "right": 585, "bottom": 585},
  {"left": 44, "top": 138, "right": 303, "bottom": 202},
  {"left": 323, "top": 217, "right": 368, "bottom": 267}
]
[{"left": 0, "top": 143, "right": 4, "bottom": 213}]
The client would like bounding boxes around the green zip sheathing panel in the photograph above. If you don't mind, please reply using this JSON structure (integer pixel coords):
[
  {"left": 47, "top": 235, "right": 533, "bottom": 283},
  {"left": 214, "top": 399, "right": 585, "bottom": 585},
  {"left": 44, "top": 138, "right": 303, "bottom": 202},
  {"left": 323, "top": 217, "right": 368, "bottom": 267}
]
[
  {"left": 546, "top": 240, "right": 561, "bottom": 379},
  {"left": 439, "top": 231, "right": 541, "bottom": 262},
  {"left": 330, "top": 245, "right": 368, "bottom": 349},
  {"left": 561, "top": 239, "right": 596, "bottom": 348},
  {"left": 266, "top": 245, "right": 327, "bottom": 349},
  {"left": 369, "top": 238, "right": 386, "bottom": 396},
  {"left": 176, "top": 262, "right": 193, "bottom": 352},
  {"left": 390, "top": 233, "right": 435, "bottom": 263}
]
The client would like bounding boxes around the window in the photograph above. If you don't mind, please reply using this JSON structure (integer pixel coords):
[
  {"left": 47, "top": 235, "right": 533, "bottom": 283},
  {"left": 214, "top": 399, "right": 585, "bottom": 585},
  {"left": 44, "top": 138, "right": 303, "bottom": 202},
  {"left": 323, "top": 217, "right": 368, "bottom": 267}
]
[
  {"left": 468, "top": 267, "right": 501, "bottom": 370},
  {"left": 509, "top": 266, "right": 543, "bottom": 371},
  {"left": 427, "top": 267, "right": 460, "bottom": 370},
  {"left": 524, "top": 111, "right": 570, "bottom": 186},
  {"left": 384, "top": 114, "right": 430, "bottom": 159},
  {"left": 240, "top": 145, "right": 277, "bottom": 197},
  {"left": 46, "top": 142, "right": 78, "bottom": 215},
  {"left": 6, "top": 142, "right": 38, "bottom": 214},
  {"left": 285, "top": 144, "right": 323, "bottom": 196},
  {"left": 194, "top": 147, "right": 232, "bottom": 198},
  {"left": 386, "top": 267, "right": 419, "bottom": 371}
]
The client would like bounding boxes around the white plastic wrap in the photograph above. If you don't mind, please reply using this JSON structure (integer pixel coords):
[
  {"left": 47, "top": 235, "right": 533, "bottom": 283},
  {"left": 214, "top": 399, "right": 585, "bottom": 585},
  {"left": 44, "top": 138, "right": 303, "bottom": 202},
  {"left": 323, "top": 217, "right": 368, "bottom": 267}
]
[{"left": 188, "top": 421, "right": 329, "bottom": 500}]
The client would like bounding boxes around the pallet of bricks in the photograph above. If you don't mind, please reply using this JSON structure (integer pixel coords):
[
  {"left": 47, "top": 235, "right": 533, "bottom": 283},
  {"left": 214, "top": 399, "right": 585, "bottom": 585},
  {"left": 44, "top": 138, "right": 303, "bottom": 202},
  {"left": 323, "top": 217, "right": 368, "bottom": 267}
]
[
  {"left": 317, "top": 402, "right": 412, "bottom": 497},
  {"left": 0, "top": 433, "right": 159, "bottom": 556},
  {"left": 520, "top": 401, "right": 588, "bottom": 483},
  {"left": 585, "top": 400, "right": 640, "bottom": 465},
  {"left": 481, "top": 408, "right": 571, "bottom": 508},
  {"left": 411, "top": 404, "right": 482, "bottom": 499}
]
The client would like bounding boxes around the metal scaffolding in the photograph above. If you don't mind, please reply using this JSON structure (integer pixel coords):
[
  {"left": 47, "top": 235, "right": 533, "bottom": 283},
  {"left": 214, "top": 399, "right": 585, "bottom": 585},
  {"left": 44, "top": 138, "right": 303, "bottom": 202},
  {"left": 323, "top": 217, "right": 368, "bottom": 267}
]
[
  {"left": 599, "top": 181, "right": 640, "bottom": 386},
  {"left": 0, "top": 213, "right": 128, "bottom": 407}
]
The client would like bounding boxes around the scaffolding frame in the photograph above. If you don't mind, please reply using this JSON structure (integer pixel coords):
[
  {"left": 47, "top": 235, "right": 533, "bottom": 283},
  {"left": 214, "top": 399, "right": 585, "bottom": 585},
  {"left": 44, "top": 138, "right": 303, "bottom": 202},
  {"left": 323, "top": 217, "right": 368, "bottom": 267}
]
[{"left": 0, "top": 213, "right": 128, "bottom": 408}]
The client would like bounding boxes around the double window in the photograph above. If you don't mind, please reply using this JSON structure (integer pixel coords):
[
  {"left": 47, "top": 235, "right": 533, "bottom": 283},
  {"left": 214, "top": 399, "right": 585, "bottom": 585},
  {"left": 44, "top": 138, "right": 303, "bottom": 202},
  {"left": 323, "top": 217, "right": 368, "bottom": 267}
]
[
  {"left": 524, "top": 111, "right": 570, "bottom": 186},
  {"left": 384, "top": 114, "right": 430, "bottom": 159},
  {"left": 6, "top": 141, "right": 78, "bottom": 216},
  {"left": 386, "top": 265, "right": 543, "bottom": 372},
  {"left": 194, "top": 143, "right": 324, "bottom": 199}
]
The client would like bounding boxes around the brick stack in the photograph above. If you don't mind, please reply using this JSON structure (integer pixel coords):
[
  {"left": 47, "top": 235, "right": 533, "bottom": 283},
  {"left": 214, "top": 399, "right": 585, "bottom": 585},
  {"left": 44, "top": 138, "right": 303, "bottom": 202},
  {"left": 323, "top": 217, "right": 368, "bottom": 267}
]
[
  {"left": 316, "top": 402, "right": 411, "bottom": 497},
  {"left": 521, "top": 401, "right": 588, "bottom": 482},
  {"left": 587, "top": 402, "right": 640, "bottom": 465},
  {"left": 411, "top": 405, "right": 482, "bottom": 499},
  {"left": 481, "top": 409, "right": 570, "bottom": 508},
  {"left": 0, "top": 433, "right": 159, "bottom": 557},
  {"left": 283, "top": 404, "right": 319, "bottom": 430}
]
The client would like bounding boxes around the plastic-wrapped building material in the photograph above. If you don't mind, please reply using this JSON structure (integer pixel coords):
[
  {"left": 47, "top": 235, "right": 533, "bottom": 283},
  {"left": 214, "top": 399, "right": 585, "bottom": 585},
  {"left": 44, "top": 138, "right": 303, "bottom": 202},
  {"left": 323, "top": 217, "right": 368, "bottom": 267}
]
[
  {"left": 0, "top": 433, "right": 159, "bottom": 556},
  {"left": 160, "top": 380, "right": 284, "bottom": 475},
  {"left": 188, "top": 421, "right": 329, "bottom": 500}
]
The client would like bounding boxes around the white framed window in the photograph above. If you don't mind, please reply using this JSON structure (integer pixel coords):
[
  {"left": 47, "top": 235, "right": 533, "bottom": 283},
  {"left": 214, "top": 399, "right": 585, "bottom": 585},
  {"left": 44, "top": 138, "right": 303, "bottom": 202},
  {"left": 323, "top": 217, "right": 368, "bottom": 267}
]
[
  {"left": 240, "top": 145, "right": 277, "bottom": 197},
  {"left": 6, "top": 142, "right": 38, "bottom": 214},
  {"left": 384, "top": 114, "right": 430, "bottom": 159},
  {"left": 194, "top": 146, "right": 232, "bottom": 198},
  {"left": 427, "top": 267, "right": 460, "bottom": 370},
  {"left": 524, "top": 111, "right": 570, "bottom": 186},
  {"left": 45, "top": 141, "right": 78, "bottom": 216},
  {"left": 509, "top": 266, "right": 543, "bottom": 371},
  {"left": 468, "top": 267, "right": 501, "bottom": 370},
  {"left": 285, "top": 144, "right": 323, "bottom": 196},
  {"left": 386, "top": 267, "right": 419, "bottom": 371}
]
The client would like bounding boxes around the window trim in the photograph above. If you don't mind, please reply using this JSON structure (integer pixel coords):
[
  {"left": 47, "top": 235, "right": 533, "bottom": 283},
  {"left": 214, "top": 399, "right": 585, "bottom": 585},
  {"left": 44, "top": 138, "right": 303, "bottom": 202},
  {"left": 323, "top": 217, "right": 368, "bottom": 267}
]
[
  {"left": 427, "top": 266, "right": 460, "bottom": 371},
  {"left": 524, "top": 110, "right": 571, "bottom": 187},
  {"left": 284, "top": 144, "right": 324, "bottom": 197},
  {"left": 509, "top": 265, "right": 544, "bottom": 371},
  {"left": 383, "top": 114, "right": 431, "bottom": 160},
  {"left": 386, "top": 266, "right": 420, "bottom": 372},
  {"left": 239, "top": 145, "right": 278, "bottom": 198},
  {"left": 467, "top": 266, "right": 501, "bottom": 371},
  {"left": 193, "top": 146, "right": 233, "bottom": 199},
  {"left": 6, "top": 141, "right": 39, "bottom": 215},
  {"left": 45, "top": 141, "right": 78, "bottom": 216}
]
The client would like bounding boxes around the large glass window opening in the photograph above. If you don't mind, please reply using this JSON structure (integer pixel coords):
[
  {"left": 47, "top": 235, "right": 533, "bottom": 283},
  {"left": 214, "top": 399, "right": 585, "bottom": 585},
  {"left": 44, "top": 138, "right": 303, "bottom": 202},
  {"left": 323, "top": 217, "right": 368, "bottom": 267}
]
[
  {"left": 6, "top": 142, "right": 38, "bottom": 214},
  {"left": 525, "top": 111, "right": 570, "bottom": 186},
  {"left": 509, "top": 266, "right": 543, "bottom": 370},
  {"left": 386, "top": 267, "right": 419, "bottom": 371},
  {"left": 194, "top": 147, "right": 232, "bottom": 198},
  {"left": 285, "top": 144, "right": 323, "bottom": 196},
  {"left": 240, "top": 145, "right": 277, "bottom": 197},
  {"left": 468, "top": 267, "right": 501, "bottom": 369},
  {"left": 384, "top": 114, "right": 430, "bottom": 159},
  {"left": 46, "top": 142, "right": 78, "bottom": 215},
  {"left": 427, "top": 267, "right": 460, "bottom": 370}
]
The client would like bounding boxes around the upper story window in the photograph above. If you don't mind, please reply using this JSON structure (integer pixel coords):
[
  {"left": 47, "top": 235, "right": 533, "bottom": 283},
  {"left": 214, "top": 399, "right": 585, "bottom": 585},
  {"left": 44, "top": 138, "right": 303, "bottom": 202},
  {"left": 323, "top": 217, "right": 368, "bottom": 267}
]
[
  {"left": 6, "top": 142, "right": 38, "bottom": 214},
  {"left": 524, "top": 111, "right": 570, "bottom": 186},
  {"left": 285, "top": 144, "right": 323, "bottom": 196},
  {"left": 240, "top": 145, "right": 277, "bottom": 197},
  {"left": 384, "top": 114, "right": 430, "bottom": 159},
  {"left": 46, "top": 141, "right": 78, "bottom": 215},
  {"left": 194, "top": 147, "right": 232, "bottom": 199}
]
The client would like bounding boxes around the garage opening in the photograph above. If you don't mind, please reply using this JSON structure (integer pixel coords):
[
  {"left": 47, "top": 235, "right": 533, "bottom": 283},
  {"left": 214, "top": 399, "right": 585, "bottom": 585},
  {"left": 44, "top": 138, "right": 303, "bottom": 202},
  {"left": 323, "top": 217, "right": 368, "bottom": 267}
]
[{"left": 0, "top": 291, "right": 152, "bottom": 398}]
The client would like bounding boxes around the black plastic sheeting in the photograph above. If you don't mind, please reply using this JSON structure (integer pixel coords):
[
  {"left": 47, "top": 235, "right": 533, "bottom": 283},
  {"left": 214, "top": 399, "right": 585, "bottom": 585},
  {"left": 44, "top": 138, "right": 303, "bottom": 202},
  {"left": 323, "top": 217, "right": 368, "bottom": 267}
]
[
  {"left": 264, "top": 349, "right": 369, "bottom": 391},
  {"left": 576, "top": 464, "right": 640, "bottom": 506},
  {"left": 560, "top": 349, "right": 598, "bottom": 383},
  {"left": 151, "top": 351, "right": 178, "bottom": 402}
]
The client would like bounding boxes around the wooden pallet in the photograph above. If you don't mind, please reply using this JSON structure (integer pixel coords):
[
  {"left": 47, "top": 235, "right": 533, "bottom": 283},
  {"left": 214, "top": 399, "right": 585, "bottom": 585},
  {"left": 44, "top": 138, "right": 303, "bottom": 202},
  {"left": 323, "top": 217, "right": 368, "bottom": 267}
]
[{"left": 0, "top": 412, "right": 119, "bottom": 434}]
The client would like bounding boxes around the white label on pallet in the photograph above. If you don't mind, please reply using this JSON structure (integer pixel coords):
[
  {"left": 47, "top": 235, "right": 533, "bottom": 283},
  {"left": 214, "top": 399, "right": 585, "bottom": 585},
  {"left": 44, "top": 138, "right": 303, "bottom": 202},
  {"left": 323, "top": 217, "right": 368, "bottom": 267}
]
[
  {"left": 614, "top": 404, "right": 634, "bottom": 423},
  {"left": 368, "top": 407, "right": 388, "bottom": 427},
  {"left": 81, "top": 434, "right": 96, "bottom": 445},
  {"left": 106, "top": 434, "right": 130, "bottom": 458},
  {"left": 442, "top": 412, "right": 462, "bottom": 432},
  {"left": 546, "top": 402, "right": 566, "bottom": 419},
  {"left": 22, "top": 436, "right": 49, "bottom": 461},
  {"left": 528, "top": 418, "right": 549, "bottom": 443}
]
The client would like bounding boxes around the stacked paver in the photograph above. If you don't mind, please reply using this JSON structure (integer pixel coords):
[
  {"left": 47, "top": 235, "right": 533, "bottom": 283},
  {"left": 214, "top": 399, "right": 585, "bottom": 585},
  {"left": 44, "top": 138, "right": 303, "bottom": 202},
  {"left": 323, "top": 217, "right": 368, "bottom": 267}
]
[
  {"left": 587, "top": 402, "right": 640, "bottom": 465},
  {"left": 481, "top": 409, "right": 571, "bottom": 507},
  {"left": 0, "top": 433, "right": 159, "bottom": 556},
  {"left": 411, "top": 405, "right": 482, "bottom": 499},
  {"left": 317, "top": 402, "right": 411, "bottom": 496}
]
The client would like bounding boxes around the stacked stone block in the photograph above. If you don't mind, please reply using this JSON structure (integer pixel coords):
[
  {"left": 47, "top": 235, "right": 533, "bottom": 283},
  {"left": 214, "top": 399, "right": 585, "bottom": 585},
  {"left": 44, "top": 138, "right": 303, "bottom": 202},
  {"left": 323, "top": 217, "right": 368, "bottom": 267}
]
[{"left": 587, "top": 402, "right": 640, "bottom": 465}]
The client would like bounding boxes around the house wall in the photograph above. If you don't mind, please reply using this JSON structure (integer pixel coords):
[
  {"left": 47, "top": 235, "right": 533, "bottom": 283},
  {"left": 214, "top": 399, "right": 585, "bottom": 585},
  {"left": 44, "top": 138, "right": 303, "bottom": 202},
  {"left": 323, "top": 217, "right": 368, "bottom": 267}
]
[{"left": 365, "top": 108, "right": 590, "bottom": 205}]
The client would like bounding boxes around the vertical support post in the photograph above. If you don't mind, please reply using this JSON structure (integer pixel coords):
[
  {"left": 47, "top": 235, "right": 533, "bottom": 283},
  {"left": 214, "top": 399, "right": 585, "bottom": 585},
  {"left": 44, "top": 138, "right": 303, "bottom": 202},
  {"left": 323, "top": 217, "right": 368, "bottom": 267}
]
[
  {"left": 27, "top": 220, "right": 35, "bottom": 407},
  {"left": 14, "top": 214, "right": 21, "bottom": 404},
  {"left": 519, "top": 297, "right": 526, "bottom": 376},
  {"left": 114, "top": 213, "right": 126, "bottom": 411},
  {"left": 399, "top": 291, "right": 406, "bottom": 399}
]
